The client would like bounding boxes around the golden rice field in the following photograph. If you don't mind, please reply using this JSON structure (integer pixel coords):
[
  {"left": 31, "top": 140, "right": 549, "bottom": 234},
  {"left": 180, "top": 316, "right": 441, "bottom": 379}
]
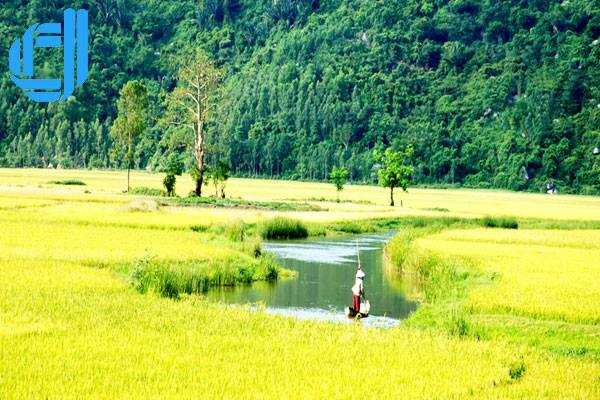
[
  {"left": 416, "top": 229, "right": 600, "bottom": 324},
  {"left": 1, "top": 168, "right": 599, "bottom": 398},
  {"left": 2, "top": 167, "right": 600, "bottom": 222}
]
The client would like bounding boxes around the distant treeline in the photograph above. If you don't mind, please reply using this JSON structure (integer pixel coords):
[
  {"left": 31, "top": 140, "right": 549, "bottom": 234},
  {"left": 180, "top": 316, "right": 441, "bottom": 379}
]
[{"left": 0, "top": 0, "right": 599, "bottom": 194}]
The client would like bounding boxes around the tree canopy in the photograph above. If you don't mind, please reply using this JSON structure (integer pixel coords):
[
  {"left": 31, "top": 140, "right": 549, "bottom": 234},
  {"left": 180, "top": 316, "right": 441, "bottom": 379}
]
[
  {"left": 376, "top": 147, "right": 414, "bottom": 206},
  {"left": 0, "top": 0, "right": 599, "bottom": 194},
  {"left": 329, "top": 166, "right": 349, "bottom": 201},
  {"left": 110, "top": 80, "right": 149, "bottom": 191}
]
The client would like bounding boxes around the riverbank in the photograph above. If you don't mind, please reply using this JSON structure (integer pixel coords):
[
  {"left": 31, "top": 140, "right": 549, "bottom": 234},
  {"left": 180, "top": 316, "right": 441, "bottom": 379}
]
[{"left": 384, "top": 225, "right": 600, "bottom": 361}]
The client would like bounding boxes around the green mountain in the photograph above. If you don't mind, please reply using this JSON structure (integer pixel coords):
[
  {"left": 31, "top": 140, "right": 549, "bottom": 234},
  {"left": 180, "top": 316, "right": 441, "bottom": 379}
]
[{"left": 1, "top": 0, "right": 599, "bottom": 193}]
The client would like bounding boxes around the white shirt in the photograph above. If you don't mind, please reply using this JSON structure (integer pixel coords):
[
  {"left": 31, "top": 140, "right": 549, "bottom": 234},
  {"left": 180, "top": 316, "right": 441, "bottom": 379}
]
[{"left": 351, "top": 278, "right": 364, "bottom": 296}]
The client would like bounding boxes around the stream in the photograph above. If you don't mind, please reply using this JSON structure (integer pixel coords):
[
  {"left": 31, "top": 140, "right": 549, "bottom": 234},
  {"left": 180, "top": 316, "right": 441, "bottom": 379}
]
[{"left": 206, "top": 232, "right": 418, "bottom": 328}]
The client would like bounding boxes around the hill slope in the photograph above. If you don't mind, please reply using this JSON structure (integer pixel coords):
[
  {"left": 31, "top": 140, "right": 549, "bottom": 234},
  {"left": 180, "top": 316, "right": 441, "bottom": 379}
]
[{"left": 0, "top": 0, "right": 599, "bottom": 193}]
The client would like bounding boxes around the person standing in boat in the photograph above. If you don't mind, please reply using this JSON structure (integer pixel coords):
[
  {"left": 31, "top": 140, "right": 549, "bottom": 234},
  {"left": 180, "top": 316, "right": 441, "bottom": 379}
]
[{"left": 352, "top": 268, "right": 366, "bottom": 312}]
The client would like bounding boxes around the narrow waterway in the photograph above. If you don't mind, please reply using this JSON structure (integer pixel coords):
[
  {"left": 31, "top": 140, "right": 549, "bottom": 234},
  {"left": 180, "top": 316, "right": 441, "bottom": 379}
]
[{"left": 206, "top": 232, "right": 418, "bottom": 328}]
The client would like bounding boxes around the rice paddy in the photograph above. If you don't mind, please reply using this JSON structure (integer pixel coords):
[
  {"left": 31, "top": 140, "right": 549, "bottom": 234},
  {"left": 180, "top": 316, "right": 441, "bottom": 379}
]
[{"left": 1, "top": 168, "right": 599, "bottom": 398}]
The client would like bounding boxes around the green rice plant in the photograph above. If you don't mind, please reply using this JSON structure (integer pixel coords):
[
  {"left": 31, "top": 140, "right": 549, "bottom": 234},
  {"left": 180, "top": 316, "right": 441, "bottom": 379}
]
[
  {"left": 225, "top": 220, "right": 247, "bottom": 242},
  {"left": 385, "top": 230, "right": 417, "bottom": 270},
  {"left": 481, "top": 216, "right": 519, "bottom": 229},
  {"left": 329, "top": 220, "right": 375, "bottom": 234},
  {"left": 445, "top": 309, "right": 471, "bottom": 338},
  {"left": 48, "top": 179, "right": 86, "bottom": 186},
  {"left": 259, "top": 217, "right": 308, "bottom": 240},
  {"left": 234, "top": 239, "right": 262, "bottom": 258},
  {"left": 190, "top": 224, "right": 210, "bottom": 233},
  {"left": 306, "top": 223, "right": 327, "bottom": 237}
]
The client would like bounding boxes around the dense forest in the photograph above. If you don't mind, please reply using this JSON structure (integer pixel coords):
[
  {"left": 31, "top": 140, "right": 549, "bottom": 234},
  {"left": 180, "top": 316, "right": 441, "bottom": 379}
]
[{"left": 1, "top": 0, "right": 599, "bottom": 194}]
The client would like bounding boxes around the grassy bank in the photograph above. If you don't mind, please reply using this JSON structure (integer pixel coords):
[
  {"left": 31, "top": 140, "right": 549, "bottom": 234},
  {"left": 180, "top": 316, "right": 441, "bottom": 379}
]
[{"left": 385, "top": 225, "right": 600, "bottom": 361}]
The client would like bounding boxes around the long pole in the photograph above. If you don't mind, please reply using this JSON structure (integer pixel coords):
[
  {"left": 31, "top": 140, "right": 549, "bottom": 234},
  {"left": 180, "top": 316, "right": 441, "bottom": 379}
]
[{"left": 356, "top": 240, "right": 361, "bottom": 269}]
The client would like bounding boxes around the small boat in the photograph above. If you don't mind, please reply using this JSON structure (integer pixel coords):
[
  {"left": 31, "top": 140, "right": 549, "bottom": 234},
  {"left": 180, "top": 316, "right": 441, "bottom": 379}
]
[{"left": 345, "top": 299, "right": 370, "bottom": 319}]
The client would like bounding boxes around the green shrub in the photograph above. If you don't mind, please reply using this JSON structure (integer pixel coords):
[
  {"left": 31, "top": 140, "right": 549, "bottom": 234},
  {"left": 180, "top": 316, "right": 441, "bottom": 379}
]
[
  {"left": 48, "top": 179, "right": 86, "bottom": 186},
  {"left": 130, "top": 255, "right": 281, "bottom": 299},
  {"left": 508, "top": 359, "right": 526, "bottom": 381},
  {"left": 163, "top": 175, "right": 177, "bottom": 196},
  {"left": 129, "top": 186, "right": 166, "bottom": 197},
  {"left": 259, "top": 217, "right": 308, "bottom": 240},
  {"left": 481, "top": 216, "right": 518, "bottom": 229}
]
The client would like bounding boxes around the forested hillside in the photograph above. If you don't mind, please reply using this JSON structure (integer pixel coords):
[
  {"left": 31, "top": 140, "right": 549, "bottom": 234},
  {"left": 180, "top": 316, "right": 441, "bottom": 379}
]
[{"left": 1, "top": 0, "right": 599, "bottom": 193}]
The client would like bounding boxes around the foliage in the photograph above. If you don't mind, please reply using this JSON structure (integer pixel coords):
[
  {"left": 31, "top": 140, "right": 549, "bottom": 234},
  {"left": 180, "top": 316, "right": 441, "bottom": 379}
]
[
  {"left": 161, "top": 153, "right": 185, "bottom": 196},
  {"left": 329, "top": 166, "right": 349, "bottom": 201},
  {"left": 327, "top": 220, "right": 375, "bottom": 234},
  {"left": 207, "top": 160, "right": 230, "bottom": 198},
  {"left": 163, "top": 175, "right": 177, "bottom": 197},
  {"left": 1, "top": 2, "right": 599, "bottom": 195},
  {"left": 167, "top": 49, "right": 223, "bottom": 196},
  {"left": 376, "top": 147, "right": 414, "bottom": 206},
  {"left": 110, "top": 80, "right": 149, "bottom": 191},
  {"left": 259, "top": 217, "right": 309, "bottom": 239},
  {"left": 224, "top": 220, "right": 247, "bottom": 242}
]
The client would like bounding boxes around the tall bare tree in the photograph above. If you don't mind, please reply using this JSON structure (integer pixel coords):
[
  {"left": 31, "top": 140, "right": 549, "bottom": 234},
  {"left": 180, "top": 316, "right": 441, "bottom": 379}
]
[{"left": 168, "top": 50, "right": 222, "bottom": 196}]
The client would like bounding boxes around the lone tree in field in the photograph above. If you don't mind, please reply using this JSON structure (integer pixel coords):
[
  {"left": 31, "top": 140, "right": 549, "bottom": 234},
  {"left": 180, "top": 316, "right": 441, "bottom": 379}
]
[
  {"left": 161, "top": 153, "right": 184, "bottom": 197},
  {"left": 329, "top": 166, "right": 349, "bottom": 202},
  {"left": 111, "top": 80, "right": 148, "bottom": 192},
  {"left": 168, "top": 49, "right": 222, "bottom": 197},
  {"left": 376, "top": 147, "right": 414, "bottom": 206},
  {"left": 208, "top": 159, "right": 230, "bottom": 198}
]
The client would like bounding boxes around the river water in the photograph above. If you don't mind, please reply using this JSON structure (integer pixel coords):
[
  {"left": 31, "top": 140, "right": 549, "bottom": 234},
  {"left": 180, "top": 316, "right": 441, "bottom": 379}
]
[{"left": 206, "top": 232, "right": 418, "bottom": 328}]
